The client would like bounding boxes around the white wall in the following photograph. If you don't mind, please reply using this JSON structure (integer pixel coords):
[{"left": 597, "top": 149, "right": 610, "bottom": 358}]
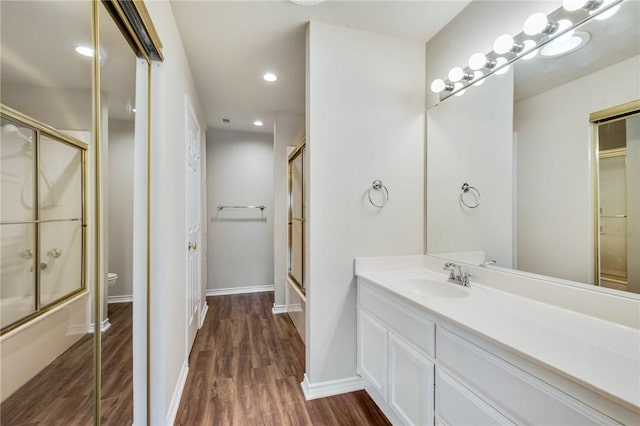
[
  {"left": 514, "top": 56, "right": 640, "bottom": 283},
  {"left": 273, "top": 112, "right": 304, "bottom": 310},
  {"left": 305, "top": 22, "right": 425, "bottom": 386},
  {"left": 107, "top": 119, "right": 134, "bottom": 298},
  {"left": 144, "top": 2, "right": 206, "bottom": 424},
  {"left": 626, "top": 116, "right": 640, "bottom": 294},
  {"left": 206, "top": 128, "right": 274, "bottom": 292},
  {"left": 426, "top": 70, "right": 514, "bottom": 267}
]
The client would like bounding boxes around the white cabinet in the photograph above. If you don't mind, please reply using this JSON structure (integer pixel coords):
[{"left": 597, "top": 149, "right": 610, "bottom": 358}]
[
  {"left": 358, "top": 309, "right": 388, "bottom": 399},
  {"left": 436, "top": 327, "right": 620, "bottom": 426},
  {"left": 389, "top": 333, "right": 434, "bottom": 426},
  {"left": 357, "top": 278, "right": 630, "bottom": 426},
  {"left": 358, "top": 282, "right": 436, "bottom": 425}
]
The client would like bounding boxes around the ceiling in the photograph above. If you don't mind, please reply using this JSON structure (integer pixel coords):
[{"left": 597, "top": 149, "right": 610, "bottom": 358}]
[
  {"left": 514, "top": 0, "right": 640, "bottom": 102},
  {"left": 0, "top": 1, "right": 138, "bottom": 128},
  {"left": 170, "top": 0, "right": 469, "bottom": 133}
]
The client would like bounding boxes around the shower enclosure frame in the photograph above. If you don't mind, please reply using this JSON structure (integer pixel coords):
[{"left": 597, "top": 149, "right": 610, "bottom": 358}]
[
  {"left": 288, "top": 140, "right": 306, "bottom": 294},
  {"left": 590, "top": 99, "right": 640, "bottom": 291},
  {"left": 0, "top": 104, "right": 88, "bottom": 335}
]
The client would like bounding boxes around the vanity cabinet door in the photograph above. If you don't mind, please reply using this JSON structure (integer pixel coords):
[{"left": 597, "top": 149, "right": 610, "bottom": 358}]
[
  {"left": 358, "top": 309, "right": 388, "bottom": 400},
  {"left": 389, "top": 332, "right": 435, "bottom": 426},
  {"left": 436, "top": 369, "right": 514, "bottom": 426}
]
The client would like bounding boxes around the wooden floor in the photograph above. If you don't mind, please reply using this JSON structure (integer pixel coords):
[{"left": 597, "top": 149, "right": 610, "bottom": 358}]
[
  {"left": 1, "top": 293, "right": 389, "bottom": 425},
  {"left": 175, "top": 292, "right": 390, "bottom": 426},
  {"left": 0, "top": 303, "right": 133, "bottom": 426}
]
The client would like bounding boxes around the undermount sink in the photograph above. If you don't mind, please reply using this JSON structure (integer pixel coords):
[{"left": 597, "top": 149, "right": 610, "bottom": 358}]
[{"left": 399, "top": 278, "right": 469, "bottom": 298}]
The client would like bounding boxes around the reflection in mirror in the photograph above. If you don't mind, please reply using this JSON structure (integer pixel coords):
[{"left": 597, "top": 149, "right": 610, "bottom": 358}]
[
  {"left": 288, "top": 143, "right": 305, "bottom": 293},
  {"left": 0, "top": 0, "right": 94, "bottom": 423},
  {"left": 426, "top": 0, "right": 639, "bottom": 296},
  {"left": 99, "top": 1, "right": 138, "bottom": 423},
  {"left": 596, "top": 112, "right": 640, "bottom": 294}
]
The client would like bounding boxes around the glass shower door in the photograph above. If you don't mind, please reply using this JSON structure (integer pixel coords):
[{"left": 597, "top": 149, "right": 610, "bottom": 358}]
[
  {"left": 38, "top": 135, "right": 83, "bottom": 307},
  {"left": 0, "top": 119, "right": 36, "bottom": 328}
]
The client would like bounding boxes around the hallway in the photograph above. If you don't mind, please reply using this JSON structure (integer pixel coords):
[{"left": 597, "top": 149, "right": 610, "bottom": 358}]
[{"left": 176, "top": 293, "right": 390, "bottom": 425}]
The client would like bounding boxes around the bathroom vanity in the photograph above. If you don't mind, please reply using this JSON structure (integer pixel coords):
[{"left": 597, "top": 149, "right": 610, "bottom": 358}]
[{"left": 355, "top": 255, "right": 640, "bottom": 426}]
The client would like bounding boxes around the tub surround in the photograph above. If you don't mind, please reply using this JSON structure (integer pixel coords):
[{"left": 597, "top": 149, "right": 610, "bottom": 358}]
[{"left": 355, "top": 255, "right": 640, "bottom": 424}]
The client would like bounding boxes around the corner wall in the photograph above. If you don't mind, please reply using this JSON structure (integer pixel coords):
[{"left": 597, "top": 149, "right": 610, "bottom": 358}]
[
  {"left": 144, "top": 2, "right": 206, "bottom": 424},
  {"left": 206, "top": 128, "right": 274, "bottom": 293},
  {"left": 305, "top": 22, "right": 425, "bottom": 388}
]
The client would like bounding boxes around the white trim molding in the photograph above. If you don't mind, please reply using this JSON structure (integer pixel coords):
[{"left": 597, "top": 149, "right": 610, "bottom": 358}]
[
  {"left": 206, "top": 285, "right": 274, "bottom": 296},
  {"left": 166, "top": 360, "right": 189, "bottom": 426},
  {"left": 199, "top": 302, "right": 209, "bottom": 328},
  {"left": 88, "top": 318, "right": 112, "bottom": 334},
  {"left": 107, "top": 295, "right": 134, "bottom": 304},
  {"left": 300, "top": 373, "right": 365, "bottom": 400},
  {"left": 272, "top": 304, "right": 288, "bottom": 314}
]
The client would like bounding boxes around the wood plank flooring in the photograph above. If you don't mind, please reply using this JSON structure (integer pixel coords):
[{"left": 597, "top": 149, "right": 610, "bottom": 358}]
[
  {"left": 2, "top": 292, "right": 389, "bottom": 425},
  {"left": 0, "top": 303, "right": 133, "bottom": 426},
  {"left": 175, "top": 292, "right": 390, "bottom": 426}
]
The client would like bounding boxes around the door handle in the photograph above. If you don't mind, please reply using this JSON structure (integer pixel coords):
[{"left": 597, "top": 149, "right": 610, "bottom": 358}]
[{"left": 188, "top": 242, "right": 197, "bottom": 250}]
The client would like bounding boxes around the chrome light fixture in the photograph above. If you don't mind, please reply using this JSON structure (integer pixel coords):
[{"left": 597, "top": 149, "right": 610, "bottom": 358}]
[{"left": 429, "top": 0, "right": 622, "bottom": 100}]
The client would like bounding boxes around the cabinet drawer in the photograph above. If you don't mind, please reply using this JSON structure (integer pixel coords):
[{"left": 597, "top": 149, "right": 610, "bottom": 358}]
[
  {"left": 436, "top": 369, "right": 513, "bottom": 426},
  {"left": 359, "top": 282, "right": 435, "bottom": 358},
  {"left": 437, "top": 327, "right": 619, "bottom": 425}
]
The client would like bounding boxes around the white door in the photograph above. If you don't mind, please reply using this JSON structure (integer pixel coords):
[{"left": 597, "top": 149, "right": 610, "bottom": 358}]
[{"left": 185, "top": 99, "right": 202, "bottom": 355}]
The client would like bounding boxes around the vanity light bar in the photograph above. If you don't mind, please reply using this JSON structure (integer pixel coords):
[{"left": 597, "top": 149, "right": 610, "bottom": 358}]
[{"left": 430, "top": 0, "right": 623, "bottom": 100}]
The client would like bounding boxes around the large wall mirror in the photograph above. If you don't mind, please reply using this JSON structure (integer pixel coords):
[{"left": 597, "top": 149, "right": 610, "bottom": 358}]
[
  {"left": 426, "top": 0, "right": 639, "bottom": 296},
  {"left": 1, "top": 1, "right": 159, "bottom": 424}
]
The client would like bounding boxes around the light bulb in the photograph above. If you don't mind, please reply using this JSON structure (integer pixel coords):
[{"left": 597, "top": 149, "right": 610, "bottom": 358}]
[
  {"left": 468, "top": 53, "right": 488, "bottom": 70},
  {"left": 448, "top": 67, "right": 464, "bottom": 82},
  {"left": 472, "top": 71, "right": 485, "bottom": 87},
  {"left": 524, "top": 12, "right": 550, "bottom": 36},
  {"left": 431, "top": 79, "right": 446, "bottom": 93},
  {"left": 453, "top": 82, "right": 465, "bottom": 96},
  {"left": 522, "top": 40, "right": 538, "bottom": 60},
  {"left": 494, "top": 57, "right": 510, "bottom": 75},
  {"left": 562, "top": 0, "right": 588, "bottom": 11},
  {"left": 253, "top": 120, "right": 264, "bottom": 126},
  {"left": 556, "top": 19, "right": 575, "bottom": 42},
  {"left": 594, "top": 0, "right": 620, "bottom": 20},
  {"left": 493, "top": 34, "right": 515, "bottom": 54}
]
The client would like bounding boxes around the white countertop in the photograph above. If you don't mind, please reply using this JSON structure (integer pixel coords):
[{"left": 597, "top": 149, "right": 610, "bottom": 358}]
[{"left": 355, "top": 257, "right": 640, "bottom": 413}]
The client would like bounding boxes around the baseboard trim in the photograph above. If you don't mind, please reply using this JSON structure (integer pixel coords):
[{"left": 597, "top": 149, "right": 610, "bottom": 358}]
[
  {"left": 287, "top": 303, "right": 303, "bottom": 312},
  {"left": 206, "top": 285, "right": 274, "bottom": 296},
  {"left": 272, "top": 304, "right": 288, "bottom": 314},
  {"left": 107, "top": 295, "right": 133, "bottom": 304},
  {"left": 199, "top": 302, "right": 209, "bottom": 328},
  {"left": 166, "top": 359, "right": 189, "bottom": 426},
  {"left": 300, "top": 373, "right": 365, "bottom": 400},
  {"left": 88, "top": 318, "right": 112, "bottom": 334}
]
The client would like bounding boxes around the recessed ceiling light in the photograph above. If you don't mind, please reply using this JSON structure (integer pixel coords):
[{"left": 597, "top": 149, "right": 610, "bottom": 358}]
[
  {"left": 540, "top": 31, "right": 590, "bottom": 58},
  {"left": 263, "top": 73, "right": 277, "bottom": 82},
  {"left": 75, "top": 46, "right": 94, "bottom": 57},
  {"left": 253, "top": 120, "right": 264, "bottom": 126}
]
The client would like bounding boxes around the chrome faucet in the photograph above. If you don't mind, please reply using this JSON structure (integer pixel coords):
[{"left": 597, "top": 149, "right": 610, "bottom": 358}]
[
  {"left": 443, "top": 262, "right": 471, "bottom": 287},
  {"left": 480, "top": 259, "right": 496, "bottom": 267}
]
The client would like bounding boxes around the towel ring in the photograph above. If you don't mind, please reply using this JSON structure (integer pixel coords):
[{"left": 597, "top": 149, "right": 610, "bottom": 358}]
[
  {"left": 460, "top": 183, "right": 480, "bottom": 209},
  {"left": 368, "top": 179, "right": 389, "bottom": 208}
]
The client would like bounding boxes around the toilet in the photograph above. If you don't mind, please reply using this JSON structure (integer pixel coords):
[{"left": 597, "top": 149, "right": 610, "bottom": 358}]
[{"left": 107, "top": 272, "right": 118, "bottom": 289}]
